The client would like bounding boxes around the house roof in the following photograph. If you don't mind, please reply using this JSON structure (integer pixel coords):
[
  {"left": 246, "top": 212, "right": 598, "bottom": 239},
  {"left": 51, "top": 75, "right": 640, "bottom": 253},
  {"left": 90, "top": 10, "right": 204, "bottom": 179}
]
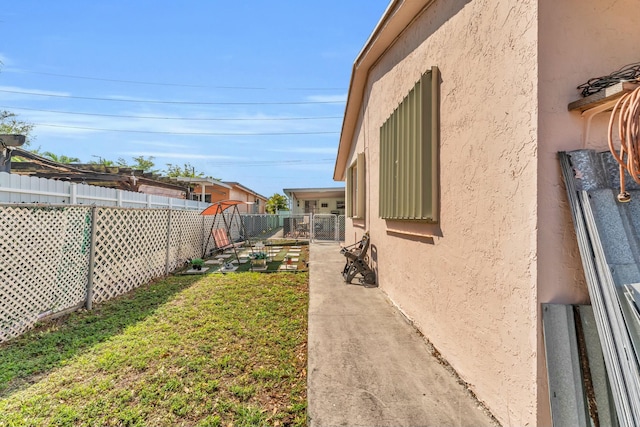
[
  {"left": 223, "top": 181, "right": 268, "bottom": 201},
  {"left": 333, "top": 0, "right": 434, "bottom": 181},
  {"left": 10, "top": 148, "right": 189, "bottom": 194},
  {"left": 283, "top": 187, "right": 345, "bottom": 200}
]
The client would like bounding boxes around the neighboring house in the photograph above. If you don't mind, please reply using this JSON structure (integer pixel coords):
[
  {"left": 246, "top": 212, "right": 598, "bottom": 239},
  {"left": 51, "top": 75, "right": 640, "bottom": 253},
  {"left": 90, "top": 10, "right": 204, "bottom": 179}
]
[
  {"left": 11, "top": 148, "right": 190, "bottom": 198},
  {"left": 283, "top": 187, "right": 345, "bottom": 215},
  {"left": 181, "top": 178, "right": 267, "bottom": 214},
  {"left": 333, "top": 1, "right": 638, "bottom": 426}
]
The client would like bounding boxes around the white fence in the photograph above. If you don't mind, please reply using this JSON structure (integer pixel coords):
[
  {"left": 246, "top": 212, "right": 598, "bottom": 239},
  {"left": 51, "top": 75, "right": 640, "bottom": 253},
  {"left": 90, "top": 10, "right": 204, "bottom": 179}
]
[
  {"left": 0, "top": 203, "right": 280, "bottom": 343},
  {"left": 0, "top": 172, "right": 209, "bottom": 210}
]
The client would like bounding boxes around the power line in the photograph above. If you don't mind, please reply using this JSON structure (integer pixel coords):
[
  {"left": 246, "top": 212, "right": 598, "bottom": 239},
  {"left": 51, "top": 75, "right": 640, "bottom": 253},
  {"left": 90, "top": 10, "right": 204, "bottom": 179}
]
[
  {"left": 0, "top": 89, "right": 345, "bottom": 105},
  {"left": 11, "top": 69, "right": 346, "bottom": 91},
  {"left": 0, "top": 105, "right": 342, "bottom": 121},
  {"left": 206, "top": 158, "right": 335, "bottom": 166},
  {"left": 33, "top": 122, "right": 340, "bottom": 136}
]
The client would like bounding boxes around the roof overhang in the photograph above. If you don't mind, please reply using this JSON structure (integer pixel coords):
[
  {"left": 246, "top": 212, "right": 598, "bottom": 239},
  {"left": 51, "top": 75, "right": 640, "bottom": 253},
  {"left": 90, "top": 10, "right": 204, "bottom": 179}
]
[
  {"left": 333, "top": 0, "right": 434, "bottom": 181},
  {"left": 177, "top": 177, "right": 231, "bottom": 189},
  {"left": 283, "top": 187, "right": 345, "bottom": 200},
  {"left": 224, "top": 182, "right": 268, "bottom": 201}
]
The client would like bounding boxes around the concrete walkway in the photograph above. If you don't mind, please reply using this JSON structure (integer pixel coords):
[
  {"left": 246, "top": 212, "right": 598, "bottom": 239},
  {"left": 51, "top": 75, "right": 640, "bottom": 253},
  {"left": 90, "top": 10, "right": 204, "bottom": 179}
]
[{"left": 307, "top": 242, "right": 498, "bottom": 427}]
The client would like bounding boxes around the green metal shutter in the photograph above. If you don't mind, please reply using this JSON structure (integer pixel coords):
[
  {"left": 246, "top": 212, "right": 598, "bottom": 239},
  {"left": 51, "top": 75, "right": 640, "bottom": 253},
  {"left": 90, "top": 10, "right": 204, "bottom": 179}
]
[{"left": 379, "top": 66, "right": 439, "bottom": 222}]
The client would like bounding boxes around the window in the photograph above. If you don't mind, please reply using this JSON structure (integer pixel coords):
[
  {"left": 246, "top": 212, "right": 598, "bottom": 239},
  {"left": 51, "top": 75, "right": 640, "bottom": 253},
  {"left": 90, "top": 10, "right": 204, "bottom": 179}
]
[
  {"left": 347, "top": 152, "right": 365, "bottom": 218},
  {"left": 321, "top": 202, "right": 328, "bottom": 208},
  {"left": 379, "top": 66, "right": 439, "bottom": 222},
  {"left": 336, "top": 200, "right": 345, "bottom": 209},
  {"left": 304, "top": 200, "right": 317, "bottom": 214}
]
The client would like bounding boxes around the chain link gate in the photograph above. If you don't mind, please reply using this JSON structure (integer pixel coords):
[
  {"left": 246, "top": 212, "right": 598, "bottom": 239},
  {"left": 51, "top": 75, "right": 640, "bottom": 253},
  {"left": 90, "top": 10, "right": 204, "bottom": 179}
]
[{"left": 311, "top": 214, "right": 339, "bottom": 242}]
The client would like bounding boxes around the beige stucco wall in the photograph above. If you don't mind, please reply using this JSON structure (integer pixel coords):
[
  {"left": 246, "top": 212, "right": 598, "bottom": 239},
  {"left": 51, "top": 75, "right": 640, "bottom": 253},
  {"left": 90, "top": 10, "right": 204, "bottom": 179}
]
[
  {"left": 343, "top": 0, "right": 640, "bottom": 425},
  {"left": 344, "top": 0, "right": 540, "bottom": 425}
]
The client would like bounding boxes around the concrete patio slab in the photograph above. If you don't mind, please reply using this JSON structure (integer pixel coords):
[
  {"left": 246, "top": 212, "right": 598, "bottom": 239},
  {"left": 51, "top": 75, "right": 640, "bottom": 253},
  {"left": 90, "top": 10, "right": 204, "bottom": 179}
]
[{"left": 308, "top": 242, "right": 498, "bottom": 427}]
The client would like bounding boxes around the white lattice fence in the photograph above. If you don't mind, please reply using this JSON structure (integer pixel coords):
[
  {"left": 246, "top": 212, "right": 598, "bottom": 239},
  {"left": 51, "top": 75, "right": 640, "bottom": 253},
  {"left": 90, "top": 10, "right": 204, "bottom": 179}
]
[
  {"left": 1, "top": 204, "right": 212, "bottom": 342},
  {"left": 92, "top": 208, "right": 170, "bottom": 303},
  {"left": 0, "top": 206, "right": 91, "bottom": 342},
  {"left": 168, "top": 210, "right": 204, "bottom": 271}
]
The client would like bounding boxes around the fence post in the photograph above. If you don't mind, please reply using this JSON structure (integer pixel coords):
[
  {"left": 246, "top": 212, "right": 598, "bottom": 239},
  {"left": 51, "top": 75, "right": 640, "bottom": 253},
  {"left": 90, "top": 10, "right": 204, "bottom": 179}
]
[
  {"left": 70, "top": 183, "right": 78, "bottom": 204},
  {"left": 85, "top": 206, "right": 98, "bottom": 310},
  {"left": 117, "top": 190, "right": 123, "bottom": 207},
  {"left": 165, "top": 209, "right": 172, "bottom": 276},
  {"left": 146, "top": 194, "right": 152, "bottom": 208}
]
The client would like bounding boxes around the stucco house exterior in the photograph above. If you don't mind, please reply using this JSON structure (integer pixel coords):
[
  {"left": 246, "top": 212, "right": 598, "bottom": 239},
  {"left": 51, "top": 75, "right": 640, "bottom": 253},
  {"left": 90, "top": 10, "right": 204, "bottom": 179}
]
[
  {"left": 283, "top": 187, "right": 345, "bottom": 216},
  {"left": 333, "top": 1, "right": 640, "bottom": 426}
]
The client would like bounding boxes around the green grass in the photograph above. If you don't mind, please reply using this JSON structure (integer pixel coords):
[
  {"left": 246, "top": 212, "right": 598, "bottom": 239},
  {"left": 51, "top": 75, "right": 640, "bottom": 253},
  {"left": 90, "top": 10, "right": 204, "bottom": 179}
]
[{"left": 0, "top": 272, "right": 308, "bottom": 427}]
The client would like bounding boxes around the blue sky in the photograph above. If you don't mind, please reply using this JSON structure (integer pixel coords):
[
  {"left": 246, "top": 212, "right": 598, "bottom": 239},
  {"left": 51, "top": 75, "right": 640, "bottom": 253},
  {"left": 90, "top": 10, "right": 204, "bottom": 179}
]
[{"left": 0, "top": 1, "right": 389, "bottom": 198}]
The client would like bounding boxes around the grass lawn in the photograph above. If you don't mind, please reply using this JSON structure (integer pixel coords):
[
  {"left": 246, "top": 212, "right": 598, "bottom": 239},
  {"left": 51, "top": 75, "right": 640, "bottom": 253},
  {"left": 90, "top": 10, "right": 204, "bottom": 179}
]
[{"left": 0, "top": 272, "right": 308, "bottom": 427}]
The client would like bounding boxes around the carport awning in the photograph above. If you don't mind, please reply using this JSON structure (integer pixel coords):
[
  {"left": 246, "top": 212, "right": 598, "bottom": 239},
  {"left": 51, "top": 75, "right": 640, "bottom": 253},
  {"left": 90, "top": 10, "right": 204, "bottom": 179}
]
[{"left": 284, "top": 188, "right": 345, "bottom": 200}]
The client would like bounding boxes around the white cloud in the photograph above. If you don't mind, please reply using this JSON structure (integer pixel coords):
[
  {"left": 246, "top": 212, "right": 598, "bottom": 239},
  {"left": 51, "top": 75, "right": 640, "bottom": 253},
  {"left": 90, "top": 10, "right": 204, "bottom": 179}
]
[
  {"left": 0, "top": 53, "right": 10, "bottom": 66},
  {"left": 306, "top": 93, "right": 347, "bottom": 103},
  {"left": 0, "top": 85, "right": 70, "bottom": 97}
]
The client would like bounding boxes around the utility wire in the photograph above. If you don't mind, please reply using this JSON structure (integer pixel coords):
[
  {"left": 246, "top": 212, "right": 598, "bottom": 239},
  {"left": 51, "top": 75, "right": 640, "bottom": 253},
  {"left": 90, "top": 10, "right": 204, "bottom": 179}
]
[
  {"left": 10, "top": 69, "right": 346, "bottom": 91},
  {"left": 0, "top": 105, "right": 342, "bottom": 121},
  {"left": 33, "top": 123, "right": 339, "bottom": 136},
  {"left": 0, "top": 89, "right": 345, "bottom": 105},
  {"left": 206, "top": 158, "right": 335, "bottom": 166}
]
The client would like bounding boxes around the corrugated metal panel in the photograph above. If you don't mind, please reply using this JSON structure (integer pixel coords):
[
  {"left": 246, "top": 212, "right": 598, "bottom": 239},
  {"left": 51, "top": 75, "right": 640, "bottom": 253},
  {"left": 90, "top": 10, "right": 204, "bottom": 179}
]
[
  {"left": 560, "top": 150, "right": 640, "bottom": 426},
  {"left": 542, "top": 304, "right": 589, "bottom": 427},
  {"left": 346, "top": 153, "right": 365, "bottom": 219},
  {"left": 379, "top": 66, "right": 438, "bottom": 222},
  {"left": 542, "top": 304, "right": 618, "bottom": 427},
  {"left": 346, "top": 161, "right": 353, "bottom": 218},
  {"left": 356, "top": 152, "right": 365, "bottom": 219}
]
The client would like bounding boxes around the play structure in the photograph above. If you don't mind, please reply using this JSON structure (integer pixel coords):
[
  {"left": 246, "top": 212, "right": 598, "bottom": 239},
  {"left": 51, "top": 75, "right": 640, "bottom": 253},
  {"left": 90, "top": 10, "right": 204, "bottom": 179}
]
[
  {"left": 200, "top": 200, "right": 307, "bottom": 273},
  {"left": 340, "top": 232, "right": 376, "bottom": 285},
  {"left": 200, "top": 200, "right": 251, "bottom": 261}
]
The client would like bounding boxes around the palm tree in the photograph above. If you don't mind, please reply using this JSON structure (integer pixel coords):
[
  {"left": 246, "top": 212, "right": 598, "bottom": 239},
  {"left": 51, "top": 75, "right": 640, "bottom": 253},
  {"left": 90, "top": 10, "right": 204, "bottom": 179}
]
[{"left": 43, "top": 152, "right": 80, "bottom": 164}]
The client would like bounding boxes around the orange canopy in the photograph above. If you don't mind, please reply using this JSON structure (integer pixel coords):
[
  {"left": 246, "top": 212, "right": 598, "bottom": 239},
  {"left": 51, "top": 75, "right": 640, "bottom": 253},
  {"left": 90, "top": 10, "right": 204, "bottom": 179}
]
[{"left": 199, "top": 200, "right": 249, "bottom": 216}]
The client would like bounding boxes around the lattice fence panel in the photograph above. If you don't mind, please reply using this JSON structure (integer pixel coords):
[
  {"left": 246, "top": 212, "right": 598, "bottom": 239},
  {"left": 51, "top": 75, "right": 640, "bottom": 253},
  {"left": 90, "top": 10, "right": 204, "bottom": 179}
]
[
  {"left": 168, "top": 210, "right": 204, "bottom": 271},
  {"left": 0, "top": 206, "right": 91, "bottom": 343},
  {"left": 92, "top": 208, "right": 169, "bottom": 303}
]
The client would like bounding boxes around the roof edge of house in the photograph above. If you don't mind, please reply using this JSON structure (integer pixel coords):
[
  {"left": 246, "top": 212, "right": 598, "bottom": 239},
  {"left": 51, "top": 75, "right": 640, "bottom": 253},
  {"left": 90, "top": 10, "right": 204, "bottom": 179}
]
[
  {"left": 224, "top": 181, "right": 268, "bottom": 201},
  {"left": 333, "top": 0, "right": 435, "bottom": 181}
]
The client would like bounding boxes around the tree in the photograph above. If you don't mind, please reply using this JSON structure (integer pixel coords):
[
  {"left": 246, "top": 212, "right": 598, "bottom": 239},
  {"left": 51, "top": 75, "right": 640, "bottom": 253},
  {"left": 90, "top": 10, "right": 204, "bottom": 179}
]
[
  {"left": 42, "top": 152, "right": 80, "bottom": 163},
  {"left": 164, "top": 162, "right": 205, "bottom": 178},
  {"left": 266, "top": 193, "right": 289, "bottom": 214},
  {"left": 89, "top": 156, "right": 115, "bottom": 166},
  {"left": 0, "top": 111, "right": 36, "bottom": 147},
  {"left": 131, "top": 155, "right": 158, "bottom": 174},
  {"left": 116, "top": 155, "right": 158, "bottom": 174}
]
